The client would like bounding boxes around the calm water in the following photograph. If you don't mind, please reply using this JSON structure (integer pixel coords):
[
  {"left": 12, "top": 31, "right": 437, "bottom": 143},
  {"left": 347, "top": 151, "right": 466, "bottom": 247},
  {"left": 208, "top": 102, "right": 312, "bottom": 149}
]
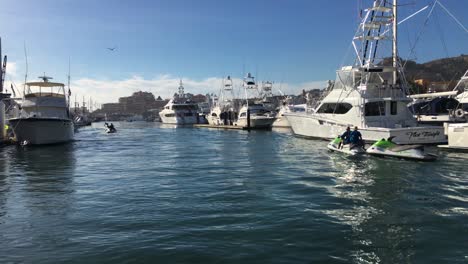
[{"left": 1, "top": 122, "right": 467, "bottom": 263}]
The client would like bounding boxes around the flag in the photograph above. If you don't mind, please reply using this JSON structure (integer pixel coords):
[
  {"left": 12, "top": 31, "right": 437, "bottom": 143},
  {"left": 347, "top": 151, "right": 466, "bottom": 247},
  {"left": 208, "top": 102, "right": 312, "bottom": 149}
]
[{"left": 68, "top": 88, "right": 71, "bottom": 96}]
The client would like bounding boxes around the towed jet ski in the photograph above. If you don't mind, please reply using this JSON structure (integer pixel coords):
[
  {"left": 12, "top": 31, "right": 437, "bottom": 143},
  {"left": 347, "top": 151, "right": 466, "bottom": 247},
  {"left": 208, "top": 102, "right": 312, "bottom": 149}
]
[
  {"left": 327, "top": 137, "right": 366, "bottom": 156},
  {"left": 104, "top": 123, "right": 117, "bottom": 133},
  {"left": 366, "top": 137, "right": 437, "bottom": 161}
]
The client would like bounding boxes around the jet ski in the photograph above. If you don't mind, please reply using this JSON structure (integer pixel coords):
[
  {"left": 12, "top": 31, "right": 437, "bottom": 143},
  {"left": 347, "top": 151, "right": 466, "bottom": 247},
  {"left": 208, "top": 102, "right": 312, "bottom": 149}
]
[
  {"left": 106, "top": 127, "right": 117, "bottom": 133},
  {"left": 327, "top": 137, "right": 366, "bottom": 156},
  {"left": 104, "top": 123, "right": 117, "bottom": 133},
  {"left": 366, "top": 137, "right": 437, "bottom": 161}
]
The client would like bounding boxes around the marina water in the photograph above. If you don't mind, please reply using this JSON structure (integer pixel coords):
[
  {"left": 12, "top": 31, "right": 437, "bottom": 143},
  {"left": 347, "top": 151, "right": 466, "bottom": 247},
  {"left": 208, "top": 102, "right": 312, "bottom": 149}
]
[{"left": 1, "top": 122, "right": 467, "bottom": 263}]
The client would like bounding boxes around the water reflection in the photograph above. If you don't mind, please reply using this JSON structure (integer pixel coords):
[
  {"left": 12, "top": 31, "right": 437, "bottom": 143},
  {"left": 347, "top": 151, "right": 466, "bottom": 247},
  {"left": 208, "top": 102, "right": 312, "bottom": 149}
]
[
  {"left": 0, "top": 147, "right": 13, "bottom": 220},
  {"left": 327, "top": 153, "right": 418, "bottom": 263},
  {"left": 6, "top": 144, "right": 76, "bottom": 216}
]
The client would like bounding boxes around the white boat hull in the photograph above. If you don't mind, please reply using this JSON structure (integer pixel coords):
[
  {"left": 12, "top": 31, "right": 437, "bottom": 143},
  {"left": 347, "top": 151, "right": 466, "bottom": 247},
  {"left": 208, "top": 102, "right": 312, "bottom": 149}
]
[
  {"left": 439, "top": 123, "right": 468, "bottom": 150},
  {"left": 9, "top": 118, "right": 74, "bottom": 145},
  {"left": 234, "top": 116, "right": 275, "bottom": 128},
  {"left": 286, "top": 113, "right": 447, "bottom": 144},
  {"left": 272, "top": 116, "right": 290, "bottom": 128},
  {"left": 159, "top": 114, "right": 201, "bottom": 125}
]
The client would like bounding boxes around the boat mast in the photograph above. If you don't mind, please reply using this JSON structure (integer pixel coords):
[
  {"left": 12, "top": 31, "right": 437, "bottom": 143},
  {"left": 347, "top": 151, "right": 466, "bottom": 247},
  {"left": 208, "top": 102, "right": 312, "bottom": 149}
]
[{"left": 392, "top": 0, "right": 398, "bottom": 86}]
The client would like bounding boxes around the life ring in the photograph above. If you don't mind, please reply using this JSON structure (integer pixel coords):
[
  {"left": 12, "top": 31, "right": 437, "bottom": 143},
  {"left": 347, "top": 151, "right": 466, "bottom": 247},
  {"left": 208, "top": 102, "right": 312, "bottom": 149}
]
[{"left": 455, "top": 109, "right": 465, "bottom": 118}]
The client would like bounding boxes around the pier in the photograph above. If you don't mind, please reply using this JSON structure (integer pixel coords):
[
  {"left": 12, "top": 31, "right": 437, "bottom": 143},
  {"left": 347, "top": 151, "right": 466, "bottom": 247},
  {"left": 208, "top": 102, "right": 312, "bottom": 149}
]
[{"left": 193, "top": 124, "right": 271, "bottom": 130}]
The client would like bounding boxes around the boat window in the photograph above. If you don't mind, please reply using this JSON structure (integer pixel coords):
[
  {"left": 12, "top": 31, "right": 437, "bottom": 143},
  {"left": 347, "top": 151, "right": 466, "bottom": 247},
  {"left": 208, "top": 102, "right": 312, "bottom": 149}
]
[
  {"left": 391, "top": 101, "right": 397, "bottom": 115},
  {"left": 240, "top": 113, "right": 246, "bottom": 117},
  {"left": 173, "top": 105, "right": 197, "bottom": 110},
  {"left": 316, "top": 103, "right": 353, "bottom": 114},
  {"left": 165, "top": 113, "right": 175, "bottom": 117},
  {"left": 462, "top": 103, "right": 468, "bottom": 112},
  {"left": 211, "top": 113, "right": 217, "bottom": 117},
  {"left": 365, "top": 101, "right": 386, "bottom": 116}
]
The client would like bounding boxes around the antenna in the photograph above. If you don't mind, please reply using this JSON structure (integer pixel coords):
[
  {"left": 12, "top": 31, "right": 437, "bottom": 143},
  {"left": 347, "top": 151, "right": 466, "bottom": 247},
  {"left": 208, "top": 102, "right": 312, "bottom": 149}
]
[{"left": 23, "top": 42, "right": 28, "bottom": 96}]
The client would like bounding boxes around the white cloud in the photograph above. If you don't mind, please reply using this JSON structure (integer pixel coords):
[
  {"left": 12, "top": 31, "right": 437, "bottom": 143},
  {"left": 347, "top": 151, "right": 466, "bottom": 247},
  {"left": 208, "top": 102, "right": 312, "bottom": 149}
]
[
  {"left": 4, "top": 69, "right": 327, "bottom": 105},
  {"left": 5, "top": 61, "right": 18, "bottom": 77},
  {"left": 69, "top": 75, "right": 328, "bottom": 106}
]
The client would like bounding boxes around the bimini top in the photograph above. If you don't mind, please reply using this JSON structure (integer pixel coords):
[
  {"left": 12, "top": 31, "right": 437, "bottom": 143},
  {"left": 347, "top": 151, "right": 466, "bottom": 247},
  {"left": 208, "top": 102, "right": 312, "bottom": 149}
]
[
  {"left": 26, "top": 75, "right": 64, "bottom": 87},
  {"left": 26, "top": 81, "right": 65, "bottom": 87}
]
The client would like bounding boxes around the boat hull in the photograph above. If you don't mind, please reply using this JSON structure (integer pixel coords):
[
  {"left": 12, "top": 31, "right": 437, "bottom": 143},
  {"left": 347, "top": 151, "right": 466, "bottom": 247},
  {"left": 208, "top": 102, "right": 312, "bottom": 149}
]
[
  {"left": 234, "top": 117, "right": 275, "bottom": 129},
  {"left": 159, "top": 113, "right": 204, "bottom": 125},
  {"left": 9, "top": 118, "right": 74, "bottom": 145},
  {"left": 272, "top": 116, "right": 291, "bottom": 128},
  {"left": 286, "top": 112, "right": 447, "bottom": 144}
]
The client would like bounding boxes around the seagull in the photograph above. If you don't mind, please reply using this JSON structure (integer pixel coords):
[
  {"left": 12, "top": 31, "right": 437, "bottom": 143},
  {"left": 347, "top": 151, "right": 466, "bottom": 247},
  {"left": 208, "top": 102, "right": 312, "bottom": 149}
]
[{"left": 107, "top": 47, "right": 117, "bottom": 51}]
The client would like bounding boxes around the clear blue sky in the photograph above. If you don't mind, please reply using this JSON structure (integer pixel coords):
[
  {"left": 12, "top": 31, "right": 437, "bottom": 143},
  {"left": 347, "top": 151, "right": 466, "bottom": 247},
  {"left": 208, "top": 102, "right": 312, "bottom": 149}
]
[{"left": 1, "top": 0, "right": 467, "bottom": 102}]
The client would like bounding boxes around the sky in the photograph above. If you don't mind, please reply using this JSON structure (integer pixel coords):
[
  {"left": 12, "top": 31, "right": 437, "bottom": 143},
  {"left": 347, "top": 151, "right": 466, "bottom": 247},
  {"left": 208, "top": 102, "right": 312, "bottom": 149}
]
[{"left": 1, "top": 0, "right": 467, "bottom": 106}]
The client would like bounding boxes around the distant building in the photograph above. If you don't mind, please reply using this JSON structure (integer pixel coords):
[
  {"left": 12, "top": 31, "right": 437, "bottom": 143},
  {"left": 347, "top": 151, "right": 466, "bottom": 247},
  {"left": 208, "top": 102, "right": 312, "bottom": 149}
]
[
  {"left": 428, "top": 81, "right": 457, "bottom": 93},
  {"left": 101, "top": 103, "right": 122, "bottom": 114},
  {"left": 119, "top": 91, "right": 158, "bottom": 115}
]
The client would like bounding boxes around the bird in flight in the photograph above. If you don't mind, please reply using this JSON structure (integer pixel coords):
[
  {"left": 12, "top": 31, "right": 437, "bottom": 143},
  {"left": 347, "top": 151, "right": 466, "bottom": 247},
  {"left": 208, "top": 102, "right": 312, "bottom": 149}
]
[{"left": 107, "top": 47, "right": 117, "bottom": 51}]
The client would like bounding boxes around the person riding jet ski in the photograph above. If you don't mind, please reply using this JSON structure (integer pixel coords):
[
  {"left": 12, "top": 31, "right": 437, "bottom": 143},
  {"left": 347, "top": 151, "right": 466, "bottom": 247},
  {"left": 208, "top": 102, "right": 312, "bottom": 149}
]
[
  {"left": 105, "top": 122, "right": 117, "bottom": 133},
  {"left": 349, "top": 126, "right": 364, "bottom": 149}
]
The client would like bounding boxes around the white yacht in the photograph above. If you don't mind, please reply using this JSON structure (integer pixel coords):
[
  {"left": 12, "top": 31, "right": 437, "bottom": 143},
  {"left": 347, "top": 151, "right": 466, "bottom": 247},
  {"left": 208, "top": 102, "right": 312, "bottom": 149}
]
[
  {"left": 408, "top": 69, "right": 468, "bottom": 125},
  {"left": 408, "top": 91, "right": 462, "bottom": 125},
  {"left": 234, "top": 73, "right": 276, "bottom": 128},
  {"left": 159, "top": 80, "right": 202, "bottom": 125},
  {"left": 285, "top": 0, "right": 446, "bottom": 144},
  {"left": 207, "top": 76, "right": 236, "bottom": 125},
  {"left": 8, "top": 76, "right": 74, "bottom": 145},
  {"left": 272, "top": 96, "right": 306, "bottom": 128}
]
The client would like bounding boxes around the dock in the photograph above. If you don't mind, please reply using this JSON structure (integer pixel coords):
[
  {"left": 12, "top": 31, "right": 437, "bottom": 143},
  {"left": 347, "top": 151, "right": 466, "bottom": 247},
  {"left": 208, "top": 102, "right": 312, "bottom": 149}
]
[{"left": 193, "top": 124, "right": 272, "bottom": 130}]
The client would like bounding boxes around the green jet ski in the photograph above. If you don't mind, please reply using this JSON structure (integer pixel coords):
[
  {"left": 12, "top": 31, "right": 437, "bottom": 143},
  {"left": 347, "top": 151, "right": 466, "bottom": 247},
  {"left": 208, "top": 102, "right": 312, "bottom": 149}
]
[
  {"left": 327, "top": 136, "right": 366, "bottom": 156},
  {"left": 366, "top": 137, "right": 437, "bottom": 161}
]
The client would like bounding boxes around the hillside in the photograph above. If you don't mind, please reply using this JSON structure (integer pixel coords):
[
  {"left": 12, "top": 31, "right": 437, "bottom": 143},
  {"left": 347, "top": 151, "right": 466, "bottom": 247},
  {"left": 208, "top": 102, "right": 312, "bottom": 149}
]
[{"left": 403, "top": 55, "right": 468, "bottom": 82}]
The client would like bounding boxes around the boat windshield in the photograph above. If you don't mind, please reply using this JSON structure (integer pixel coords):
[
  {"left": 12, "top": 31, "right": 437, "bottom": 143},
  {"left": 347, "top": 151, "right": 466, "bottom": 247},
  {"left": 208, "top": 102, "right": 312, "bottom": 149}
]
[
  {"left": 172, "top": 104, "right": 198, "bottom": 110},
  {"left": 26, "top": 83, "right": 66, "bottom": 96}
]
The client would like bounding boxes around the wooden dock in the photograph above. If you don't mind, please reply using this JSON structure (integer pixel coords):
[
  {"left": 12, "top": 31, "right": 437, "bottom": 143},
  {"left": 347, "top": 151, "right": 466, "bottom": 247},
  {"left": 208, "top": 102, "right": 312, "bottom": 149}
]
[{"left": 194, "top": 124, "right": 273, "bottom": 131}]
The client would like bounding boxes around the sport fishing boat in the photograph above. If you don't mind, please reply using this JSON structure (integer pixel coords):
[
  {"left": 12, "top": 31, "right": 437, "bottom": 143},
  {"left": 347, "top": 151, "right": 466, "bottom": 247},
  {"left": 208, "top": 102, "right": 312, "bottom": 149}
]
[
  {"left": 367, "top": 137, "right": 437, "bottom": 161},
  {"left": 207, "top": 76, "right": 237, "bottom": 125},
  {"left": 285, "top": 0, "right": 446, "bottom": 144},
  {"left": 234, "top": 73, "right": 276, "bottom": 128},
  {"left": 159, "top": 80, "right": 202, "bottom": 125},
  {"left": 8, "top": 75, "right": 74, "bottom": 145}
]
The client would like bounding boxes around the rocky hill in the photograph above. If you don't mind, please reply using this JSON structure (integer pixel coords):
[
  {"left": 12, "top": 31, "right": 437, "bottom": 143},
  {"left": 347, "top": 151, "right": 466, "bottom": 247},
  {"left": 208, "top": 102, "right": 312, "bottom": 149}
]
[
  {"left": 403, "top": 55, "right": 468, "bottom": 82},
  {"left": 380, "top": 55, "right": 468, "bottom": 82}
]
